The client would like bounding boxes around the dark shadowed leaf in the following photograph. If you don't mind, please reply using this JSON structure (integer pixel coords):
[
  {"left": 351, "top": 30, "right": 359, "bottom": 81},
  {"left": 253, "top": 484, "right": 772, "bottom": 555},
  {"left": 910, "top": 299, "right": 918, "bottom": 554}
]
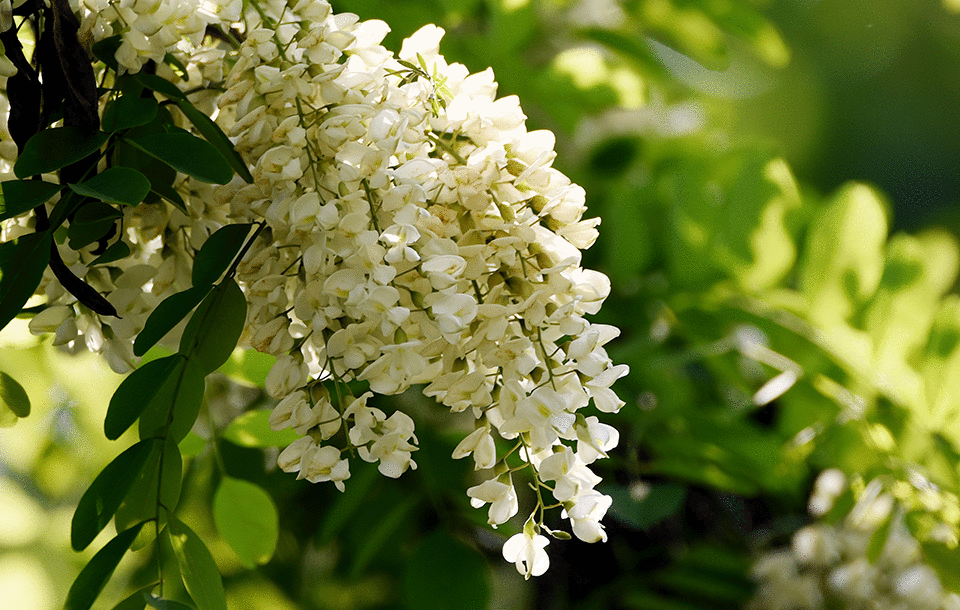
[
  {"left": 143, "top": 595, "right": 196, "bottom": 610},
  {"left": 402, "top": 530, "right": 489, "bottom": 610},
  {"left": 192, "top": 224, "right": 253, "bottom": 287},
  {"left": 64, "top": 523, "right": 146, "bottom": 610},
  {"left": 72, "top": 439, "right": 156, "bottom": 551},
  {"left": 91, "top": 35, "right": 122, "bottom": 72},
  {"left": 179, "top": 279, "right": 247, "bottom": 374},
  {"left": 134, "top": 287, "right": 209, "bottom": 357},
  {"left": 0, "top": 180, "right": 62, "bottom": 222},
  {"left": 115, "top": 437, "right": 182, "bottom": 547},
  {"left": 601, "top": 482, "right": 687, "bottom": 530},
  {"left": 70, "top": 167, "right": 152, "bottom": 206},
  {"left": 174, "top": 100, "right": 253, "bottom": 183},
  {"left": 105, "top": 355, "right": 183, "bottom": 440},
  {"left": 67, "top": 201, "right": 122, "bottom": 250},
  {"left": 103, "top": 95, "right": 159, "bottom": 132},
  {"left": 90, "top": 240, "right": 132, "bottom": 267},
  {"left": 167, "top": 516, "right": 227, "bottom": 610},
  {"left": 14, "top": 127, "right": 109, "bottom": 179},
  {"left": 125, "top": 132, "right": 233, "bottom": 185},
  {"left": 138, "top": 357, "right": 206, "bottom": 443},
  {"left": 0, "top": 371, "right": 30, "bottom": 425},
  {"left": 109, "top": 584, "right": 157, "bottom": 610},
  {"left": 0, "top": 231, "right": 52, "bottom": 333},
  {"left": 213, "top": 477, "right": 279, "bottom": 568}
]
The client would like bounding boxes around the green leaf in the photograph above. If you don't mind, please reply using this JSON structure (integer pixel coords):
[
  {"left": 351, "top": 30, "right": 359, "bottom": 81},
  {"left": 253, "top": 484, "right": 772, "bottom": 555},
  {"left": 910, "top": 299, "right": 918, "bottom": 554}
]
[
  {"left": 218, "top": 349, "right": 275, "bottom": 387},
  {"left": 167, "top": 516, "right": 227, "bottom": 610},
  {"left": 125, "top": 132, "right": 234, "bottom": 185},
  {"left": 138, "top": 357, "right": 206, "bottom": 444},
  {"left": 921, "top": 541, "right": 960, "bottom": 593},
  {"left": 174, "top": 100, "right": 253, "bottom": 183},
  {"left": 103, "top": 95, "right": 159, "bottom": 132},
  {"left": 0, "top": 370, "right": 30, "bottom": 424},
  {"left": 143, "top": 595, "right": 196, "bottom": 610},
  {"left": 800, "top": 183, "right": 888, "bottom": 325},
  {"left": 151, "top": 180, "right": 188, "bottom": 215},
  {"left": 14, "top": 127, "right": 109, "bottom": 179},
  {"left": 0, "top": 180, "right": 62, "bottom": 222},
  {"left": 179, "top": 279, "right": 247, "bottom": 375},
  {"left": 67, "top": 202, "right": 122, "bottom": 250},
  {"left": 601, "top": 482, "right": 687, "bottom": 530},
  {"left": 106, "top": 355, "right": 183, "bottom": 440},
  {"left": 213, "top": 477, "right": 279, "bottom": 568},
  {"left": 90, "top": 240, "right": 132, "bottom": 267},
  {"left": 64, "top": 523, "right": 146, "bottom": 610},
  {"left": 402, "top": 530, "right": 489, "bottom": 610},
  {"left": 110, "top": 584, "right": 156, "bottom": 610},
  {"left": 179, "top": 432, "right": 207, "bottom": 458},
  {"left": 112, "top": 107, "right": 179, "bottom": 208},
  {"left": 192, "top": 224, "right": 253, "bottom": 288},
  {"left": 70, "top": 167, "right": 152, "bottom": 206},
  {"left": 134, "top": 287, "right": 209, "bottom": 357},
  {"left": 92, "top": 35, "right": 122, "bottom": 72},
  {"left": 134, "top": 73, "right": 189, "bottom": 101},
  {"left": 115, "top": 438, "right": 183, "bottom": 546},
  {"left": 866, "top": 511, "right": 893, "bottom": 563},
  {"left": 350, "top": 496, "right": 418, "bottom": 577},
  {"left": 72, "top": 439, "right": 157, "bottom": 551},
  {"left": 0, "top": 231, "right": 52, "bottom": 333},
  {"left": 222, "top": 410, "right": 299, "bottom": 448}
]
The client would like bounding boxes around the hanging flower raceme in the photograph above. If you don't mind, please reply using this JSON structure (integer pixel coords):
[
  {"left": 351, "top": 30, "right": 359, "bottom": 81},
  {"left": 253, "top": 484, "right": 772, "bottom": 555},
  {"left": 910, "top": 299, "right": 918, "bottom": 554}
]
[
  {"left": 1, "top": 0, "right": 628, "bottom": 577},
  {"left": 750, "top": 470, "right": 960, "bottom": 610}
]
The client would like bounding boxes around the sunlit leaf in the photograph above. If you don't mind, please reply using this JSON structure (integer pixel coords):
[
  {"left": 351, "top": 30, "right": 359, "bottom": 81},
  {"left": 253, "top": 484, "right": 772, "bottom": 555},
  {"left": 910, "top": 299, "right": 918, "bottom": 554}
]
[
  {"left": 167, "top": 516, "right": 227, "bottom": 610},
  {"left": 213, "top": 477, "right": 279, "bottom": 568},
  {"left": 64, "top": 523, "right": 146, "bottom": 610},
  {"left": 222, "top": 410, "right": 298, "bottom": 448},
  {"left": 218, "top": 349, "right": 275, "bottom": 387},
  {"left": 14, "top": 127, "right": 109, "bottom": 179}
]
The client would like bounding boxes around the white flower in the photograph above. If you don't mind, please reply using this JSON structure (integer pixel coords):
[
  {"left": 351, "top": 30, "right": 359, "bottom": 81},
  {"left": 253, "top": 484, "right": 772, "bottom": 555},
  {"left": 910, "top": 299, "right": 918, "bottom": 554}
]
[
  {"left": 466, "top": 478, "right": 518, "bottom": 526},
  {"left": 567, "top": 492, "right": 612, "bottom": 543},
  {"left": 502, "top": 531, "right": 550, "bottom": 579},
  {"left": 451, "top": 426, "right": 497, "bottom": 470}
]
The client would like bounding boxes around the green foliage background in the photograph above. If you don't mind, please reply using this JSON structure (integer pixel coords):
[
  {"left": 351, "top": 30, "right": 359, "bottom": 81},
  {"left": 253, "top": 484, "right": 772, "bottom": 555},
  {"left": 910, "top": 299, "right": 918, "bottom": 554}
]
[{"left": 4, "top": 0, "right": 960, "bottom": 609}]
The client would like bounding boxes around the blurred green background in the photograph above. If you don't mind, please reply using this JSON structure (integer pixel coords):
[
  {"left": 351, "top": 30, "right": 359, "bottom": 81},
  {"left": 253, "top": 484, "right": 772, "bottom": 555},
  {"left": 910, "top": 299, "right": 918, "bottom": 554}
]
[{"left": 6, "top": 1, "right": 960, "bottom": 609}]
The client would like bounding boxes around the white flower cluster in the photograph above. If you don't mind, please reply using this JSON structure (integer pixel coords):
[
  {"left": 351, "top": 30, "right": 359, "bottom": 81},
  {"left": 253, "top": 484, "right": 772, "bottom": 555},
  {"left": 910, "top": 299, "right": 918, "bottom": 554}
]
[
  {"left": 207, "top": 0, "right": 626, "bottom": 576},
  {"left": 1, "top": 0, "right": 628, "bottom": 577},
  {"left": 78, "top": 0, "right": 242, "bottom": 75},
  {"left": 750, "top": 470, "right": 960, "bottom": 610}
]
